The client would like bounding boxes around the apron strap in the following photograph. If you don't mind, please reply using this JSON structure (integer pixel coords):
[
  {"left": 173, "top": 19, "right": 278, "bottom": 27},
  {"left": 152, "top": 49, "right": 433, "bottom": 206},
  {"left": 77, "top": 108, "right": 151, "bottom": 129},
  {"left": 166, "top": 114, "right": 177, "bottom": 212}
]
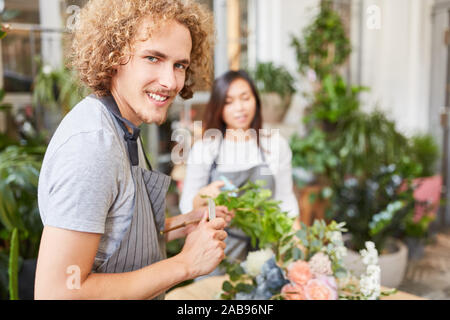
[
  {"left": 138, "top": 136, "right": 153, "bottom": 171},
  {"left": 102, "top": 96, "right": 143, "bottom": 167}
]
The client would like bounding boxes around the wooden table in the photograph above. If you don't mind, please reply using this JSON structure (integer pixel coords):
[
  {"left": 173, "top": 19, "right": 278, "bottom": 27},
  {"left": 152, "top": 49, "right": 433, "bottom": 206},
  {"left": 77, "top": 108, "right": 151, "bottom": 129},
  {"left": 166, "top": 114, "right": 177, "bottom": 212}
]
[{"left": 165, "top": 276, "right": 426, "bottom": 300}]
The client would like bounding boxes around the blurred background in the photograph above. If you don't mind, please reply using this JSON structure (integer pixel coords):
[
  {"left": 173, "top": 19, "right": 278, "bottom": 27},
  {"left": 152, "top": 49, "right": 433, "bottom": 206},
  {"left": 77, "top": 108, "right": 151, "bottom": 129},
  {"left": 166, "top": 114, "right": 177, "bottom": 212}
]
[{"left": 0, "top": 0, "right": 450, "bottom": 300}]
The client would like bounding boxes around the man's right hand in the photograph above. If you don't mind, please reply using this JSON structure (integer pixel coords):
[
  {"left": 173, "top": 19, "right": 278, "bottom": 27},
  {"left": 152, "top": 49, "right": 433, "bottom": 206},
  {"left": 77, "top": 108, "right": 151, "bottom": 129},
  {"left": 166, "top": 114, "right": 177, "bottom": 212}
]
[{"left": 178, "top": 211, "right": 227, "bottom": 278}]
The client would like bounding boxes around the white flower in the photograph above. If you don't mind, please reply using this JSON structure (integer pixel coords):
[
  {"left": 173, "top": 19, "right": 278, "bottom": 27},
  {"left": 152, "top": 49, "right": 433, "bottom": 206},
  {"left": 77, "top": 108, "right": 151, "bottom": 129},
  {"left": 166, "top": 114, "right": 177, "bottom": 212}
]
[
  {"left": 308, "top": 252, "right": 333, "bottom": 276},
  {"left": 362, "top": 253, "right": 378, "bottom": 265},
  {"left": 244, "top": 248, "right": 274, "bottom": 277},
  {"left": 366, "top": 265, "right": 381, "bottom": 277},
  {"left": 335, "top": 246, "right": 347, "bottom": 260},
  {"left": 360, "top": 274, "right": 380, "bottom": 298},
  {"left": 358, "top": 241, "right": 381, "bottom": 300},
  {"left": 365, "top": 241, "right": 375, "bottom": 251},
  {"left": 327, "top": 231, "right": 343, "bottom": 245},
  {"left": 360, "top": 241, "right": 378, "bottom": 265},
  {"left": 42, "top": 65, "right": 53, "bottom": 75}
]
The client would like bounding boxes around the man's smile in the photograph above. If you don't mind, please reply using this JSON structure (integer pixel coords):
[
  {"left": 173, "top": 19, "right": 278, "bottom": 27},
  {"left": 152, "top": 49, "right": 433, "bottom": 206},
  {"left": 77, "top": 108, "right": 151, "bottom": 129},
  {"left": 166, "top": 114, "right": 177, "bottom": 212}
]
[{"left": 146, "top": 91, "right": 170, "bottom": 105}]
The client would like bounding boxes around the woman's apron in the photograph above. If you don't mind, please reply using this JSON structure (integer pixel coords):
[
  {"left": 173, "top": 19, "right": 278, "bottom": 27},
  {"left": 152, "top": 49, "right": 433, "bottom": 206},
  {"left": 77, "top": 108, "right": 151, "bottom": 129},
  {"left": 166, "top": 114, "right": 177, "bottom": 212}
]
[
  {"left": 92, "top": 96, "right": 171, "bottom": 300},
  {"left": 208, "top": 139, "right": 275, "bottom": 272}
]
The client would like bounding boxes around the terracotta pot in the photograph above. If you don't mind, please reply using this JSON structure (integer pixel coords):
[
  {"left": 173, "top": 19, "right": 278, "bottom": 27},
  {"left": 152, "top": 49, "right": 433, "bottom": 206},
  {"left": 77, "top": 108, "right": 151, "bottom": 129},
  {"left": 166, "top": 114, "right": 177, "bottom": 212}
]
[
  {"left": 343, "top": 237, "right": 408, "bottom": 289},
  {"left": 260, "top": 92, "right": 292, "bottom": 124}
]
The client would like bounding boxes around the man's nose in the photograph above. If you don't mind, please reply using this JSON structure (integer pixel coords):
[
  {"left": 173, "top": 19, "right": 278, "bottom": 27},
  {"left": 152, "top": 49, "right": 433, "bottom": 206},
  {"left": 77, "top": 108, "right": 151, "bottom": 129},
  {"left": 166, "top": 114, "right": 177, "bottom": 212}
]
[{"left": 158, "top": 64, "right": 178, "bottom": 92}]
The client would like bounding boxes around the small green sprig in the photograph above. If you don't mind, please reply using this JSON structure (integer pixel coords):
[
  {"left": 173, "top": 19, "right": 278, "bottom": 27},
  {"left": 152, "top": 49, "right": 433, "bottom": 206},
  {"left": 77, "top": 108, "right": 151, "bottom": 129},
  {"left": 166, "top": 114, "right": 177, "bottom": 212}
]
[
  {"left": 214, "top": 181, "right": 294, "bottom": 250},
  {"left": 219, "top": 259, "right": 255, "bottom": 300}
]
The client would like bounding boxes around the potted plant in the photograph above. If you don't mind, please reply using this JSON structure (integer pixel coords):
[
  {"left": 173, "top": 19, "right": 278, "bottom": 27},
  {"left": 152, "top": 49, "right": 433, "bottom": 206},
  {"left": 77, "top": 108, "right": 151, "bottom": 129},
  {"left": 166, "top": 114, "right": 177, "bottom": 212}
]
[
  {"left": 290, "top": 0, "right": 351, "bottom": 91},
  {"left": 0, "top": 144, "right": 45, "bottom": 300},
  {"left": 251, "top": 62, "right": 296, "bottom": 123},
  {"left": 400, "top": 134, "right": 441, "bottom": 260},
  {"left": 32, "top": 61, "right": 90, "bottom": 134},
  {"left": 290, "top": 127, "right": 335, "bottom": 226},
  {"left": 288, "top": 0, "right": 442, "bottom": 288},
  {"left": 329, "top": 163, "right": 415, "bottom": 288},
  {"left": 289, "top": 76, "right": 368, "bottom": 227},
  {"left": 288, "top": 0, "right": 366, "bottom": 227}
]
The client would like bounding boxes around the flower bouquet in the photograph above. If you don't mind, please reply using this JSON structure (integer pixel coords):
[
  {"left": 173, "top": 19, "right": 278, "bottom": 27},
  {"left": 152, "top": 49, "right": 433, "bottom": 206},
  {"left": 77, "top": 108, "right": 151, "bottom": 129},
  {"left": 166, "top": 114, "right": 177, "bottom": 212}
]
[{"left": 215, "top": 181, "right": 396, "bottom": 300}]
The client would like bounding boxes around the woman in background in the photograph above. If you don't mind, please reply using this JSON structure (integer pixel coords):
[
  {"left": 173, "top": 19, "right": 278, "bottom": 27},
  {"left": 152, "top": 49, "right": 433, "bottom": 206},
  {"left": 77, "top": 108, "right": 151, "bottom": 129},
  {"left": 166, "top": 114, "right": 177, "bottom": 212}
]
[{"left": 180, "top": 70, "right": 299, "bottom": 268}]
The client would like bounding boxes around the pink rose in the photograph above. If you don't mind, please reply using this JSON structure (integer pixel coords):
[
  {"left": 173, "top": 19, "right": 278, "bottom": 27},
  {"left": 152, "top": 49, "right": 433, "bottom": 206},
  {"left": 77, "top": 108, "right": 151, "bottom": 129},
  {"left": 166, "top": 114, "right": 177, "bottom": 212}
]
[
  {"left": 304, "top": 279, "right": 338, "bottom": 300},
  {"left": 287, "top": 261, "right": 312, "bottom": 286},
  {"left": 281, "top": 283, "right": 306, "bottom": 300},
  {"left": 315, "top": 275, "right": 338, "bottom": 291}
]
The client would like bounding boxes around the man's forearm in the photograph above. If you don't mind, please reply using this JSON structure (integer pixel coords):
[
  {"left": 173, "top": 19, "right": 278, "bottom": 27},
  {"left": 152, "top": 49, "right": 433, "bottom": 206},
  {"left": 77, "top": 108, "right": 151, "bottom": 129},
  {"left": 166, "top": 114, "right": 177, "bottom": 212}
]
[{"left": 37, "top": 254, "right": 190, "bottom": 300}]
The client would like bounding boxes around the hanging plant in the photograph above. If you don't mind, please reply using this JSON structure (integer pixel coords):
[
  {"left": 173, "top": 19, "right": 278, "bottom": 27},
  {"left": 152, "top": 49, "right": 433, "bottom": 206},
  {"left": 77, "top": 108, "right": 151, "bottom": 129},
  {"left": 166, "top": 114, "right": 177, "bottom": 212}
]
[{"left": 291, "top": 0, "right": 351, "bottom": 83}]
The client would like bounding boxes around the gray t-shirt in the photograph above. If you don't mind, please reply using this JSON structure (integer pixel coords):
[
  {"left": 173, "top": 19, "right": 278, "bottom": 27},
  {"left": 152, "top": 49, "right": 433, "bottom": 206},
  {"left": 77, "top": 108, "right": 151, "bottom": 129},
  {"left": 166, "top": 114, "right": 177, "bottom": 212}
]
[{"left": 38, "top": 94, "right": 146, "bottom": 267}]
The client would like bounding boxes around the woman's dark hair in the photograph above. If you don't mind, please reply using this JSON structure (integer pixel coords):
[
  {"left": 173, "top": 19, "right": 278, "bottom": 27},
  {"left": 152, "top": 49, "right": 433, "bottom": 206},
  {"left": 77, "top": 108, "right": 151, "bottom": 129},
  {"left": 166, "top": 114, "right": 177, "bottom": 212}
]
[{"left": 203, "top": 70, "right": 263, "bottom": 145}]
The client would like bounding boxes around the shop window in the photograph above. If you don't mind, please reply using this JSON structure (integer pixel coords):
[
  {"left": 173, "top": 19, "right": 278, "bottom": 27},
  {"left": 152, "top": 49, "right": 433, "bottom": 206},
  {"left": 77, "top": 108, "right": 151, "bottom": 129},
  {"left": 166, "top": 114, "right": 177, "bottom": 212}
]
[{"left": 1, "top": 0, "right": 40, "bottom": 92}]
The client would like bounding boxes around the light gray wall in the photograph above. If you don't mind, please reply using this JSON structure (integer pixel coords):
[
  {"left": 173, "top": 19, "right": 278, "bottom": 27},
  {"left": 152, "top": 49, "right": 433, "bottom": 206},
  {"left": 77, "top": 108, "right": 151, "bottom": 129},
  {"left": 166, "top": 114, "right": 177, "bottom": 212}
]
[{"left": 357, "top": 0, "right": 434, "bottom": 136}]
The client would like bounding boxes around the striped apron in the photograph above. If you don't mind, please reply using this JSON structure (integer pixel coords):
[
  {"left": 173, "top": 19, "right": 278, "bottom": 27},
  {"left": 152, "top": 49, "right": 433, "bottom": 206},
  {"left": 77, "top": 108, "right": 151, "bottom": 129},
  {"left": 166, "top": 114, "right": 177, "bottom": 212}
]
[{"left": 93, "top": 96, "right": 171, "bottom": 300}]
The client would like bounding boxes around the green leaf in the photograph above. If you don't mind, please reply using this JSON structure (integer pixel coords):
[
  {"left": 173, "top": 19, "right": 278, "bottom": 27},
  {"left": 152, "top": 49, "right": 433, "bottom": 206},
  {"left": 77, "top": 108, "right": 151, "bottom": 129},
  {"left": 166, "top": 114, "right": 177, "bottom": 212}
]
[
  {"left": 236, "top": 283, "right": 254, "bottom": 294},
  {"left": 0, "top": 183, "right": 17, "bottom": 230},
  {"left": 9, "top": 228, "right": 19, "bottom": 300},
  {"left": 292, "top": 247, "right": 304, "bottom": 260},
  {"left": 222, "top": 281, "right": 233, "bottom": 293}
]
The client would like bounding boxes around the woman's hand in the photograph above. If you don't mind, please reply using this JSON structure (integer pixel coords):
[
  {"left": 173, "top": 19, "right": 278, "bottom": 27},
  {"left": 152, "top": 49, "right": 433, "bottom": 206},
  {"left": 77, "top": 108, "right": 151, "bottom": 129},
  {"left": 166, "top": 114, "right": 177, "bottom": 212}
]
[
  {"left": 193, "top": 180, "right": 226, "bottom": 209},
  {"left": 199, "top": 180, "right": 226, "bottom": 198}
]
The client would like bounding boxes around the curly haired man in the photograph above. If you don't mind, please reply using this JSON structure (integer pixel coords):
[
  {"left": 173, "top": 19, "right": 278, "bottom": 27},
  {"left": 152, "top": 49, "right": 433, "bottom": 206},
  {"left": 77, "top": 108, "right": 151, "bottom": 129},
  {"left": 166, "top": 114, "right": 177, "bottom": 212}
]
[{"left": 35, "top": 0, "right": 233, "bottom": 300}]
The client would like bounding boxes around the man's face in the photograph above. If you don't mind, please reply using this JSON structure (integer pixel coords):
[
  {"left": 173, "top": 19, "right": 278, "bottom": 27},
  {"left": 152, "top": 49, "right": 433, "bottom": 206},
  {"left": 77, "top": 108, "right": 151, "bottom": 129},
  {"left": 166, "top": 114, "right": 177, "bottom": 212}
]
[{"left": 111, "top": 18, "right": 192, "bottom": 126}]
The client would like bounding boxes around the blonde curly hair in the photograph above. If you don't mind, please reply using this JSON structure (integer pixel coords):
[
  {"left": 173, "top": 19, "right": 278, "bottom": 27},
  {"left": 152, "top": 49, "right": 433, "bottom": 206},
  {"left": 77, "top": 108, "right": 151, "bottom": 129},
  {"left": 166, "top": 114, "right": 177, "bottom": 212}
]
[{"left": 70, "top": 0, "right": 214, "bottom": 99}]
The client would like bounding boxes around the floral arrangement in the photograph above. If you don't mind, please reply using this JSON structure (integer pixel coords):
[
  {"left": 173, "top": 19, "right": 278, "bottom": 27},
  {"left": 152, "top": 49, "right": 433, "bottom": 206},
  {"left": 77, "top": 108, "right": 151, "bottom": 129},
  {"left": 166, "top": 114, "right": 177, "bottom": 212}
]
[{"left": 216, "top": 182, "right": 396, "bottom": 300}]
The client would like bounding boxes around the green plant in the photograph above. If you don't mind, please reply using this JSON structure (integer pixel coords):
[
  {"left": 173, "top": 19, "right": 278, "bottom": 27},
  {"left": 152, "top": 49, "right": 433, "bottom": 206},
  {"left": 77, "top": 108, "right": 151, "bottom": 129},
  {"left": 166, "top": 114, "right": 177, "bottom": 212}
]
[
  {"left": 333, "top": 110, "right": 422, "bottom": 180},
  {"left": 329, "top": 163, "right": 417, "bottom": 252},
  {"left": 252, "top": 62, "right": 296, "bottom": 98},
  {"left": 288, "top": 0, "right": 434, "bottom": 253},
  {"left": 291, "top": 0, "right": 351, "bottom": 82},
  {"left": 8, "top": 228, "right": 19, "bottom": 300},
  {"left": 290, "top": 127, "right": 338, "bottom": 180},
  {"left": 0, "top": 133, "right": 17, "bottom": 152},
  {"left": 408, "top": 133, "right": 440, "bottom": 177},
  {"left": 214, "top": 181, "right": 294, "bottom": 251},
  {"left": 403, "top": 212, "right": 435, "bottom": 239},
  {"left": 32, "top": 62, "right": 90, "bottom": 115},
  {"left": 219, "top": 217, "right": 395, "bottom": 300},
  {"left": 0, "top": 145, "right": 45, "bottom": 298},
  {"left": 305, "top": 75, "right": 368, "bottom": 127}
]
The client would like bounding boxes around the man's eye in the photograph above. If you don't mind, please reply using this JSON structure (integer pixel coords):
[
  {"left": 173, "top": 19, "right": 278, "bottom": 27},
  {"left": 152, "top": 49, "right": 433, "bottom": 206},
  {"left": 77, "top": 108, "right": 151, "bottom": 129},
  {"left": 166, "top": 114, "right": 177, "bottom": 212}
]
[
  {"left": 175, "top": 63, "right": 187, "bottom": 70},
  {"left": 147, "top": 56, "right": 158, "bottom": 63}
]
